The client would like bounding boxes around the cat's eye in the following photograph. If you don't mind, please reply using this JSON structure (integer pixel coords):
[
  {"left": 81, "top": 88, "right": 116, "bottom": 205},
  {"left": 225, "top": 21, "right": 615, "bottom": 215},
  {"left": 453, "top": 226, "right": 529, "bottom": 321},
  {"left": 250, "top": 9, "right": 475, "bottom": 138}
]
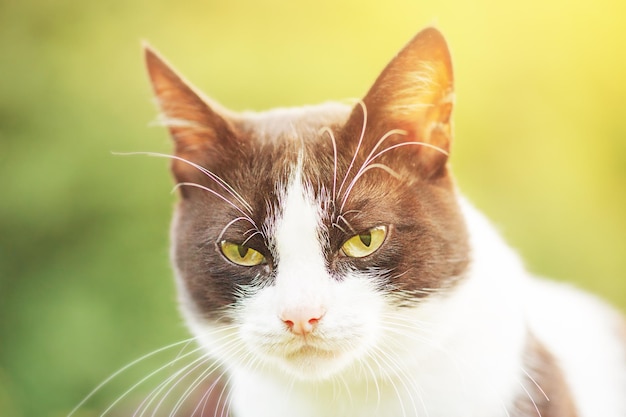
[
  {"left": 341, "top": 226, "right": 387, "bottom": 258},
  {"left": 220, "top": 241, "right": 266, "bottom": 266}
]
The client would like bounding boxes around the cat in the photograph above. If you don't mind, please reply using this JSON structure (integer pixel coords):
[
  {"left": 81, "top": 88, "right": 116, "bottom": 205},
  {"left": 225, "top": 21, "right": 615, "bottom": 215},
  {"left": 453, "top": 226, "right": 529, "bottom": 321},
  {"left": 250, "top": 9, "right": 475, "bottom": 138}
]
[{"left": 143, "top": 27, "right": 626, "bottom": 417}]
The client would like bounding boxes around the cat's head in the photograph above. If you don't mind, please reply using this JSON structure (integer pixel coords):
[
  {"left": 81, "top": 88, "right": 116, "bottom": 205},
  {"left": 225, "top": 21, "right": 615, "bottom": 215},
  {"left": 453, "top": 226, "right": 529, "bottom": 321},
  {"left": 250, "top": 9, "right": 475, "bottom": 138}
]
[{"left": 145, "top": 28, "right": 470, "bottom": 381}]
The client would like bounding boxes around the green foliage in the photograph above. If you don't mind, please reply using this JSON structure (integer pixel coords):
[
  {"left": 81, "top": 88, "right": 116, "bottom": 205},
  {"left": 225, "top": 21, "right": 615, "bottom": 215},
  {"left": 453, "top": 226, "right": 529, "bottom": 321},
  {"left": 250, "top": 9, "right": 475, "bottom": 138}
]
[{"left": 1, "top": 0, "right": 625, "bottom": 415}]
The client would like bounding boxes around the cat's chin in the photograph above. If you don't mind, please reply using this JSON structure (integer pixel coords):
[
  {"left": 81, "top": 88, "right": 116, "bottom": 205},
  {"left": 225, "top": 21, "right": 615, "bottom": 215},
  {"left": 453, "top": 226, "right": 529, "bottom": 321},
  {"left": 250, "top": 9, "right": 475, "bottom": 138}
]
[{"left": 268, "top": 344, "right": 357, "bottom": 381}]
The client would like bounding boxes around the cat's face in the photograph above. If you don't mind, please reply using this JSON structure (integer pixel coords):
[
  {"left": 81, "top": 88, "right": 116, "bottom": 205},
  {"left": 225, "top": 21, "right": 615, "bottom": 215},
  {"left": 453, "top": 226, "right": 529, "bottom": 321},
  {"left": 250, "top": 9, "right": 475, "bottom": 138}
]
[{"left": 146, "top": 28, "right": 470, "bottom": 380}]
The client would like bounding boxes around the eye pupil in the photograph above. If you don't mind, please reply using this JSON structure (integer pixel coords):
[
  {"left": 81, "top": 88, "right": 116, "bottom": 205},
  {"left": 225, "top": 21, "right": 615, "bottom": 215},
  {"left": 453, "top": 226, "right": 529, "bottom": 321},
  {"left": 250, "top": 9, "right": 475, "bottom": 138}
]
[
  {"left": 359, "top": 233, "right": 372, "bottom": 247},
  {"left": 237, "top": 245, "right": 248, "bottom": 258}
]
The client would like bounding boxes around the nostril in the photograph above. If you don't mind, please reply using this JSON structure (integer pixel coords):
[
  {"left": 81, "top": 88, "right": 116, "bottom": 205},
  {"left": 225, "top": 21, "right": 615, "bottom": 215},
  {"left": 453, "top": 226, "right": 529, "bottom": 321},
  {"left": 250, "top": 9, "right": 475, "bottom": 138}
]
[{"left": 280, "top": 309, "right": 325, "bottom": 335}]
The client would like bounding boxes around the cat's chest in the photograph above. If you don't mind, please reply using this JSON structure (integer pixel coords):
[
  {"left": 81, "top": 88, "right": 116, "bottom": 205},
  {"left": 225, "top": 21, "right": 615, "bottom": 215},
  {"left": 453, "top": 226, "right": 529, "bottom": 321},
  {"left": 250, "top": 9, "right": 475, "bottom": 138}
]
[{"left": 229, "top": 346, "right": 523, "bottom": 417}]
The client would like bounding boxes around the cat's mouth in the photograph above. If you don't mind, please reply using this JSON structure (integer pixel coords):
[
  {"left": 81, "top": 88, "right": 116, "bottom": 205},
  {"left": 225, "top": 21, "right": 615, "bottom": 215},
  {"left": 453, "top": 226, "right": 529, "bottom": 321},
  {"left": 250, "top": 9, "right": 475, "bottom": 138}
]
[
  {"left": 285, "top": 344, "right": 335, "bottom": 360},
  {"left": 267, "top": 339, "right": 358, "bottom": 380}
]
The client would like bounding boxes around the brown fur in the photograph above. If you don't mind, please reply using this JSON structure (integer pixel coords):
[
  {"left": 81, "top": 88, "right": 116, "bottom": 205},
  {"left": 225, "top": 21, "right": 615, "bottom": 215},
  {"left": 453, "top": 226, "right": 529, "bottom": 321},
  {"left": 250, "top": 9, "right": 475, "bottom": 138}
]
[{"left": 512, "top": 334, "right": 578, "bottom": 417}]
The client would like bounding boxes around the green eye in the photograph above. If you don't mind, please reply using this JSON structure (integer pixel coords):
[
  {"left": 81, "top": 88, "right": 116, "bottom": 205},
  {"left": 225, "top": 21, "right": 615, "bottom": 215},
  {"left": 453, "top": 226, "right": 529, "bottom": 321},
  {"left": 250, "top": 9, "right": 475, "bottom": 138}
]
[
  {"left": 341, "top": 226, "right": 387, "bottom": 258},
  {"left": 220, "top": 241, "right": 266, "bottom": 266}
]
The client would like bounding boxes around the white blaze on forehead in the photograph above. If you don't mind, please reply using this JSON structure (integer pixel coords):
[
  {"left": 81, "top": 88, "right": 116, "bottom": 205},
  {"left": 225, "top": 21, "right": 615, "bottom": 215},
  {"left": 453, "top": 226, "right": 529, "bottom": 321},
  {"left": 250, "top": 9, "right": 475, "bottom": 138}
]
[{"left": 273, "top": 166, "right": 329, "bottom": 304}]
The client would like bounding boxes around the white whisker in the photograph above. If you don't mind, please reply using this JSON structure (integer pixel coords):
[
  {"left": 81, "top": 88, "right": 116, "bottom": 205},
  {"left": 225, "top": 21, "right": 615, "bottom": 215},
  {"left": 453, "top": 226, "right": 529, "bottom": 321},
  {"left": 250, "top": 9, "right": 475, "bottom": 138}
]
[
  {"left": 174, "top": 182, "right": 257, "bottom": 229},
  {"left": 366, "top": 346, "right": 422, "bottom": 417},
  {"left": 340, "top": 163, "right": 401, "bottom": 213},
  {"left": 337, "top": 100, "right": 367, "bottom": 198},
  {"left": 520, "top": 367, "right": 550, "bottom": 402},
  {"left": 67, "top": 338, "right": 197, "bottom": 417},
  {"left": 337, "top": 119, "right": 450, "bottom": 212},
  {"left": 335, "top": 214, "right": 358, "bottom": 234},
  {"left": 517, "top": 376, "right": 543, "bottom": 417},
  {"left": 320, "top": 126, "right": 339, "bottom": 205},
  {"left": 167, "top": 359, "right": 223, "bottom": 417},
  {"left": 113, "top": 151, "right": 254, "bottom": 214},
  {"left": 370, "top": 140, "right": 449, "bottom": 163},
  {"left": 364, "top": 129, "right": 408, "bottom": 162},
  {"left": 216, "top": 217, "right": 258, "bottom": 244},
  {"left": 192, "top": 374, "right": 229, "bottom": 417},
  {"left": 135, "top": 352, "right": 210, "bottom": 417},
  {"left": 241, "top": 230, "right": 264, "bottom": 247},
  {"left": 331, "top": 222, "right": 349, "bottom": 235},
  {"left": 100, "top": 346, "right": 205, "bottom": 417},
  {"left": 176, "top": 332, "right": 249, "bottom": 417}
]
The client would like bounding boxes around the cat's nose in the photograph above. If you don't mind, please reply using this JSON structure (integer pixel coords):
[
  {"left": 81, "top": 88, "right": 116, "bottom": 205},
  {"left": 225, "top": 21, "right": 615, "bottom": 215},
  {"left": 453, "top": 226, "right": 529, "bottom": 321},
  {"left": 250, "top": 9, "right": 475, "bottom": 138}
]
[{"left": 280, "top": 307, "right": 325, "bottom": 336}]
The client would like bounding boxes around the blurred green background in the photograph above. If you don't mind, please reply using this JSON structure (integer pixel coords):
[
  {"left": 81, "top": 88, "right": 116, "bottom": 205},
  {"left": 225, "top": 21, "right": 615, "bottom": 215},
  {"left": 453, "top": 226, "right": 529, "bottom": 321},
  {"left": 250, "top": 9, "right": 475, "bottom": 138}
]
[{"left": 1, "top": 0, "right": 625, "bottom": 415}]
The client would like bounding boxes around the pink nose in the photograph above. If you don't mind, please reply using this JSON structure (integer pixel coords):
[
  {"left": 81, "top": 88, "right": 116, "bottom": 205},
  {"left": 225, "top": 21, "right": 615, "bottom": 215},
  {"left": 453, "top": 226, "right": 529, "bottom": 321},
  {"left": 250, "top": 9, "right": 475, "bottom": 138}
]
[{"left": 280, "top": 307, "right": 325, "bottom": 335}]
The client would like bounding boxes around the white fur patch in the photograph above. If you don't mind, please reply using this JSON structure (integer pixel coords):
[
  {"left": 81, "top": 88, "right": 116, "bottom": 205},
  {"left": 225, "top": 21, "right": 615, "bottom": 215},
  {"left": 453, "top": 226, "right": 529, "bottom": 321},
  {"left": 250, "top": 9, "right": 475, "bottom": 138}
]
[
  {"left": 181, "top": 194, "right": 626, "bottom": 417},
  {"left": 272, "top": 167, "right": 329, "bottom": 311}
]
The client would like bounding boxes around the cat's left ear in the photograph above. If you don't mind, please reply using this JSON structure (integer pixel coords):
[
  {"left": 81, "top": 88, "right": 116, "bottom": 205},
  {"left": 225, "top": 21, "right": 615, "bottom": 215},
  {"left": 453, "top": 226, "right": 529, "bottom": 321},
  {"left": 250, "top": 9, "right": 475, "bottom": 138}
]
[
  {"left": 356, "top": 27, "right": 454, "bottom": 179},
  {"left": 144, "top": 44, "right": 237, "bottom": 182}
]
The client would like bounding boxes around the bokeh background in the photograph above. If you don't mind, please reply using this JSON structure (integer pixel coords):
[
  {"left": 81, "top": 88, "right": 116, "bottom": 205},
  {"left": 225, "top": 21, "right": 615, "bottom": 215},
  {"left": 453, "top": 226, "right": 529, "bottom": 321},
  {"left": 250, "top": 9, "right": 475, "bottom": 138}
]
[{"left": 1, "top": 0, "right": 625, "bottom": 415}]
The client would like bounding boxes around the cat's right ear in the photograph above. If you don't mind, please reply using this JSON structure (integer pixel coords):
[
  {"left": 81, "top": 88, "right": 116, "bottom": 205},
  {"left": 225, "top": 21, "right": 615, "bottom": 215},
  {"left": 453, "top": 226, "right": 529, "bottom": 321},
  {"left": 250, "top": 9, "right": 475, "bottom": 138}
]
[
  {"left": 349, "top": 27, "right": 454, "bottom": 180},
  {"left": 144, "top": 44, "right": 235, "bottom": 178}
]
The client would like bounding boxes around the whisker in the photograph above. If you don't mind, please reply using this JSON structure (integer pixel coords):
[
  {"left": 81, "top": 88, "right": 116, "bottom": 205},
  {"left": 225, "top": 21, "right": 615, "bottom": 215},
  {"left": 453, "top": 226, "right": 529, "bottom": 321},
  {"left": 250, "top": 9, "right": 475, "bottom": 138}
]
[
  {"left": 365, "top": 129, "right": 408, "bottom": 162},
  {"left": 207, "top": 372, "right": 235, "bottom": 417},
  {"left": 243, "top": 228, "right": 258, "bottom": 236},
  {"left": 172, "top": 339, "right": 198, "bottom": 363},
  {"left": 216, "top": 217, "right": 259, "bottom": 244},
  {"left": 189, "top": 349, "right": 260, "bottom": 417},
  {"left": 241, "top": 230, "right": 264, "bottom": 247},
  {"left": 337, "top": 373, "right": 355, "bottom": 413},
  {"left": 369, "top": 140, "right": 449, "bottom": 163},
  {"left": 337, "top": 100, "right": 367, "bottom": 198},
  {"left": 174, "top": 182, "right": 257, "bottom": 229},
  {"left": 335, "top": 214, "right": 358, "bottom": 235},
  {"left": 331, "top": 222, "right": 349, "bottom": 235},
  {"left": 185, "top": 370, "right": 229, "bottom": 417},
  {"left": 340, "top": 163, "right": 401, "bottom": 213},
  {"left": 517, "top": 376, "right": 543, "bottom": 417},
  {"left": 100, "top": 325, "right": 239, "bottom": 416},
  {"left": 171, "top": 361, "right": 225, "bottom": 417},
  {"left": 520, "top": 367, "right": 550, "bottom": 402},
  {"left": 152, "top": 356, "right": 223, "bottom": 417},
  {"left": 366, "top": 346, "right": 421, "bottom": 417},
  {"left": 380, "top": 313, "right": 522, "bottom": 417},
  {"left": 170, "top": 343, "right": 242, "bottom": 417},
  {"left": 320, "top": 126, "right": 339, "bottom": 205},
  {"left": 67, "top": 338, "right": 197, "bottom": 417},
  {"left": 113, "top": 151, "right": 254, "bottom": 214},
  {"left": 134, "top": 352, "right": 210, "bottom": 417},
  {"left": 168, "top": 368, "right": 216, "bottom": 417},
  {"left": 338, "top": 134, "right": 450, "bottom": 213},
  {"left": 100, "top": 345, "right": 205, "bottom": 417},
  {"left": 338, "top": 128, "right": 404, "bottom": 212},
  {"left": 357, "top": 356, "right": 382, "bottom": 410}
]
